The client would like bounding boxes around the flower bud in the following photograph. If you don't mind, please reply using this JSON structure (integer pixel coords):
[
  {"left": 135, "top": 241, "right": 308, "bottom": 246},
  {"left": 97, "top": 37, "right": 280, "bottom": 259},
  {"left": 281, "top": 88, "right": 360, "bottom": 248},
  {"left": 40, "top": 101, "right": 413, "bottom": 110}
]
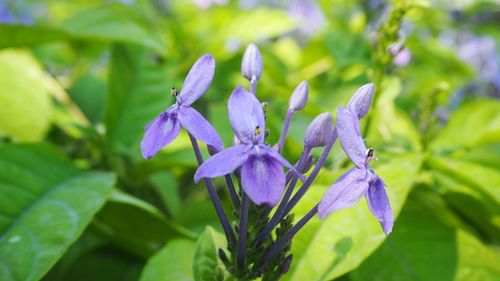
[
  {"left": 304, "top": 112, "right": 332, "bottom": 148},
  {"left": 288, "top": 80, "right": 308, "bottom": 112},
  {"left": 241, "top": 44, "right": 263, "bottom": 82},
  {"left": 300, "top": 153, "right": 315, "bottom": 174},
  {"left": 347, "top": 83, "right": 374, "bottom": 119}
]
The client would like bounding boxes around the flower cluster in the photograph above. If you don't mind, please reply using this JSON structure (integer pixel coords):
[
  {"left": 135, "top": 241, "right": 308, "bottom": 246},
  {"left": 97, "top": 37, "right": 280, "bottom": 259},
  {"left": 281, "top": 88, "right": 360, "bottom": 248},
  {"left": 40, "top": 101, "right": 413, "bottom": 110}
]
[{"left": 141, "top": 44, "right": 393, "bottom": 279}]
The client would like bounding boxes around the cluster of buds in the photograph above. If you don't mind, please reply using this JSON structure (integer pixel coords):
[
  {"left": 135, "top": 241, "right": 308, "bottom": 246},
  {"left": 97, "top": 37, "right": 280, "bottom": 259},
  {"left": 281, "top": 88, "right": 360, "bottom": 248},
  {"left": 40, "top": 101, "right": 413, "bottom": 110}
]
[{"left": 141, "top": 44, "right": 393, "bottom": 279}]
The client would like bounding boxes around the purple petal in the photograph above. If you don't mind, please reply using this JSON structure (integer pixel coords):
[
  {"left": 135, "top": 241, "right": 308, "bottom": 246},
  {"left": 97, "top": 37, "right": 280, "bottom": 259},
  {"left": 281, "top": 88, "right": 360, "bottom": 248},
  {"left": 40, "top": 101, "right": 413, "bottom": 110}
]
[
  {"left": 194, "top": 144, "right": 252, "bottom": 182},
  {"left": 347, "top": 83, "right": 374, "bottom": 119},
  {"left": 228, "top": 86, "right": 265, "bottom": 144},
  {"left": 366, "top": 173, "right": 393, "bottom": 234},
  {"left": 141, "top": 110, "right": 181, "bottom": 159},
  {"left": 178, "top": 54, "right": 215, "bottom": 106},
  {"left": 318, "top": 168, "right": 369, "bottom": 219},
  {"left": 178, "top": 106, "right": 224, "bottom": 151},
  {"left": 240, "top": 154, "right": 285, "bottom": 206},
  {"left": 259, "top": 145, "right": 306, "bottom": 182},
  {"left": 337, "top": 106, "right": 367, "bottom": 168}
]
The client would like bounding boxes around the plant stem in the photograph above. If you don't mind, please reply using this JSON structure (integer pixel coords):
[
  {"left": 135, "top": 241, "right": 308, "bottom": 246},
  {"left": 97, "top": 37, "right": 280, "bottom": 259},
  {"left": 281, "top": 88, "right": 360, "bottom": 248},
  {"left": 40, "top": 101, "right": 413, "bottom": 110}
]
[
  {"left": 188, "top": 133, "right": 236, "bottom": 247},
  {"left": 237, "top": 193, "right": 249, "bottom": 272},
  {"left": 277, "top": 109, "right": 294, "bottom": 153},
  {"left": 254, "top": 148, "right": 309, "bottom": 245},
  {"left": 250, "top": 77, "right": 258, "bottom": 95},
  {"left": 283, "top": 129, "right": 337, "bottom": 217},
  {"left": 257, "top": 204, "right": 318, "bottom": 270},
  {"left": 225, "top": 175, "right": 240, "bottom": 209}
]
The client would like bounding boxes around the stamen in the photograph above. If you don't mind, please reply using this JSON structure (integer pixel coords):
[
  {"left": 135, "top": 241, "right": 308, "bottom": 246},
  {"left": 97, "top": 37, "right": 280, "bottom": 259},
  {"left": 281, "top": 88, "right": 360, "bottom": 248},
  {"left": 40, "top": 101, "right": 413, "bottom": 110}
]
[
  {"left": 366, "top": 148, "right": 377, "bottom": 162},
  {"left": 170, "top": 87, "right": 178, "bottom": 97}
]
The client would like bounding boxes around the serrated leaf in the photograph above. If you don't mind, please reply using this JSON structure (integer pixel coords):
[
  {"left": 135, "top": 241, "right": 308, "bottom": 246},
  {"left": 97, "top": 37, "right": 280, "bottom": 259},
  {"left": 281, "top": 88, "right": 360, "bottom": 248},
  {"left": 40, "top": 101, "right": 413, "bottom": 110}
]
[
  {"left": 140, "top": 239, "right": 196, "bottom": 281},
  {"left": 193, "top": 226, "right": 226, "bottom": 281},
  {"left": 0, "top": 144, "right": 116, "bottom": 281},
  {"left": 284, "top": 153, "right": 423, "bottom": 281},
  {"left": 0, "top": 49, "right": 53, "bottom": 141}
]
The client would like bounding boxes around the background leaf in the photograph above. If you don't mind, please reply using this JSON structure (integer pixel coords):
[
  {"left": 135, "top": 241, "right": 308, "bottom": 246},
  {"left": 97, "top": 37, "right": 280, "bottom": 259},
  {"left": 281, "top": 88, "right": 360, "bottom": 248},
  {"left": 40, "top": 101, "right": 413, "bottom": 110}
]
[
  {"left": 192, "top": 226, "right": 226, "bottom": 281},
  {"left": 0, "top": 144, "right": 116, "bottom": 281}
]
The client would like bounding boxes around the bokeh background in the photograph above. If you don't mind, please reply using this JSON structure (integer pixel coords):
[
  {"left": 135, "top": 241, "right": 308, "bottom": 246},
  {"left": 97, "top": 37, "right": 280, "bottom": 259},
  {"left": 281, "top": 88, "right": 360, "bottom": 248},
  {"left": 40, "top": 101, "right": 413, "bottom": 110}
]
[{"left": 0, "top": 0, "right": 499, "bottom": 280}]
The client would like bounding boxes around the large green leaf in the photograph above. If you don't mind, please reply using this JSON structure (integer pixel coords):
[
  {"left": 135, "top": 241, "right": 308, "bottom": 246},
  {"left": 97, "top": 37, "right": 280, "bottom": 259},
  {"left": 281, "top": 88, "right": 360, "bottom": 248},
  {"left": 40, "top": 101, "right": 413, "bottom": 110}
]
[
  {"left": 0, "top": 144, "right": 116, "bottom": 281},
  {"left": 140, "top": 239, "right": 196, "bottom": 281},
  {"left": 0, "top": 49, "right": 53, "bottom": 141},
  {"left": 59, "top": 4, "right": 167, "bottom": 56},
  {"left": 94, "top": 189, "right": 196, "bottom": 257},
  {"left": 350, "top": 190, "right": 500, "bottom": 281},
  {"left": 284, "top": 153, "right": 423, "bottom": 281},
  {"left": 430, "top": 100, "right": 500, "bottom": 152},
  {"left": 192, "top": 227, "right": 226, "bottom": 281},
  {"left": 0, "top": 25, "right": 69, "bottom": 48},
  {"left": 104, "top": 44, "right": 170, "bottom": 156}
]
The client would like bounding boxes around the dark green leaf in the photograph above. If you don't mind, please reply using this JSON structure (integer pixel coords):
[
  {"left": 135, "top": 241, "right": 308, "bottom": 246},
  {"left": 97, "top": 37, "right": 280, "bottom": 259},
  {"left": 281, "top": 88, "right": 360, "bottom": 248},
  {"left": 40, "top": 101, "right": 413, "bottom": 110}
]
[{"left": 0, "top": 144, "right": 116, "bottom": 281}]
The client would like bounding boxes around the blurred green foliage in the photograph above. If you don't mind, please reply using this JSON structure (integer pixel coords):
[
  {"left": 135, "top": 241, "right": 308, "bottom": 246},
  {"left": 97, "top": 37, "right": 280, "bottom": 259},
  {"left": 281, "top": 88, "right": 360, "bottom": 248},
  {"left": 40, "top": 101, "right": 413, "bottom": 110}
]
[{"left": 0, "top": 0, "right": 499, "bottom": 280}]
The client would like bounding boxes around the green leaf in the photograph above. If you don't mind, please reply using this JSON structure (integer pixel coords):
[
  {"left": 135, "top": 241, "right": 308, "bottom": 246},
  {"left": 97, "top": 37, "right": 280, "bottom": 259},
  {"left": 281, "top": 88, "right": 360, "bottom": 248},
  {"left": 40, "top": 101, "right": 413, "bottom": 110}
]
[
  {"left": 430, "top": 100, "right": 500, "bottom": 152},
  {"left": 0, "top": 144, "right": 116, "bottom": 281},
  {"left": 0, "top": 49, "right": 53, "bottom": 141},
  {"left": 104, "top": 44, "right": 170, "bottom": 156},
  {"left": 94, "top": 190, "right": 196, "bottom": 257},
  {"left": 59, "top": 4, "right": 167, "bottom": 55},
  {"left": 140, "top": 239, "right": 196, "bottom": 281},
  {"left": 68, "top": 75, "right": 106, "bottom": 124},
  {"left": 0, "top": 25, "right": 69, "bottom": 48},
  {"left": 284, "top": 153, "right": 423, "bottom": 281},
  {"left": 350, "top": 190, "right": 500, "bottom": 281},
  {"left": 192, "top": 227, "right": 226, "bottom": 281}
]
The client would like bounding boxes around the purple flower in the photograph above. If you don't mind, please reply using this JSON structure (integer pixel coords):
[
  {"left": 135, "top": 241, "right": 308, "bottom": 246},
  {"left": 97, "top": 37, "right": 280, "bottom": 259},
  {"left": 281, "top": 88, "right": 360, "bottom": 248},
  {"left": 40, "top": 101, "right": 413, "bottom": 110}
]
[
  {"left": 318, "top": 106, "right": 393, "bottom": 234},
  {"left": 194, "top": 86, "right": 305, "bottom": 206},
  {"left": 141, "top": 54, "right": 223, "bottom": 159}
]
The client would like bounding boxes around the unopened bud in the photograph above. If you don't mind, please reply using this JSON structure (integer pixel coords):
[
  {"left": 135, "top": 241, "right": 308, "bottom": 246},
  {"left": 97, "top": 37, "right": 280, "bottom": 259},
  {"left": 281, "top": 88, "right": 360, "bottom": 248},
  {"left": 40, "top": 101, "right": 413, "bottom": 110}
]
[
  {"left": 304, "top": 112, "right": 332, "bottom": 148},
  {"left": 300, "top": 154, "right": 315, "bottom": 174},
  {"left": 288, "top": 80, "right": 308, "bottom": 112},
  {"left": 241, "top": 44, "right": 263, "bottom": 82},
  {"left": 279, "top": 254, "right": 294, "bottom": 274},
  {"left": 347, "top": 83, "right": 374, "bottom": 119}
]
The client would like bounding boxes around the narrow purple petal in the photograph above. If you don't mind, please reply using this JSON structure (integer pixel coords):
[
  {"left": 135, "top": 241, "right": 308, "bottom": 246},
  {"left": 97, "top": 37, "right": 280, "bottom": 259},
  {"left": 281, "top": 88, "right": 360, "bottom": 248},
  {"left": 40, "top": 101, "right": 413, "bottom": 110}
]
[
  {"left": 318, "top": 168, "right": 369, "bottom": 219},
  {"left": 178, "top": 106, "right": 224, "bottom": 151},
  {"left": 228, "top": 86, "right": 265, "bottom": 144},
  {"left": 141, "top": 111, "right": 181, "bottom": 159},
  {"left": 240, "top": 155, "right": 285, "bottom": 206},
  {"left": 347, "top": 83, "right": 374, "bottom": 119},
  {"left": 178, "top": 54, "right": 215, "bottom": 106},
  {"left": 337, "top": 106, "right": 367, "bottom": 168},
  {"left": 194, "top": 144, "right": 252, "bottom": 182},
  {"left": 366, "top": 173, "right": 394, "bottom": 234},
  {"left": 259, "top": 145, "right": 306, "bottom": 182}
]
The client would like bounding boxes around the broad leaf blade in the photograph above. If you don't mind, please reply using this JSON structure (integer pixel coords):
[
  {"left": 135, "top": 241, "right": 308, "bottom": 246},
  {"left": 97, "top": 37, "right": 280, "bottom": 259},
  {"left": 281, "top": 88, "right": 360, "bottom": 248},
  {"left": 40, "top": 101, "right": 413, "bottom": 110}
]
[
  {"left": 285, "top": 153, "right": 423, "bottom": 281},
  {"left": 192, "top": 227, "right": 226, "bottom": 281},
  {"left": 140, "top": 239, "right": 196, "bottom": 281},
  {"left": 0, "top": 144, "right": 116, "bottom": 281}
]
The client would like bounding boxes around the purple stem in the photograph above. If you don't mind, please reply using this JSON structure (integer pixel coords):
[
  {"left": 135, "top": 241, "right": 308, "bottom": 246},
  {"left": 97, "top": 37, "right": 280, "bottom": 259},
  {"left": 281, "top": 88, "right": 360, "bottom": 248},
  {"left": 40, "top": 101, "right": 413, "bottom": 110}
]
[
  {"left": 188, "top": 133, "right": 236, "bottom": 247},
  {"left": 224, "top": 175, "right": 240, "bottom": 209},
  {"left": 254, "top": 148, "right": 310, "bottom": 245},
  {"left": 250, "top": 77, "right": 258, "bottom": 95},
  {"left": 277, "top": 109, "right": 294, "bottom": 153},
  {"left": 283, "top": 128, "right": 338, "bottom": 217},
  {"left": 237, "top": 192, "right": 249, "bottom": 271},
  {"left": 257, "top": 204, "right": 318, "bottom": 269}
]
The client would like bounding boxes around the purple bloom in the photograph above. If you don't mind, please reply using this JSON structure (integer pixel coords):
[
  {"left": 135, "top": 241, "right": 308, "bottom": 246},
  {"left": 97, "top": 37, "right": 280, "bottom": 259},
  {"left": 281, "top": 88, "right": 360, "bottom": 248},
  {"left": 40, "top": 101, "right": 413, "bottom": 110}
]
[
  {"left": 318, "top": 106, "right": 393, "bottom": 234},
  {"left": 141, "top": 54, "right": 223, "bottom": 159},
  {"left": 194, "top": 86, "right": 305, "bottom": 206}
]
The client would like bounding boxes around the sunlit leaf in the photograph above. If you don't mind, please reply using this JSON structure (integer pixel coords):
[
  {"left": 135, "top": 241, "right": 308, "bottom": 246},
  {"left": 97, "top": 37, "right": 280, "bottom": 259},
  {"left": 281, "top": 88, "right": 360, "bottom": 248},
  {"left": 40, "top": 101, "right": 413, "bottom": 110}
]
[
  {"left": 140, "top": 239, "right": 196, "bottom": 281},
  {"left": 0, "top": 49, "right": 53, "bottom": 141},
  {"left": 284, "top": 153, "right": 423, "bottom": 281},
  {"left": 0, "top": 144, "right": 116, "bottom": 281}
]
